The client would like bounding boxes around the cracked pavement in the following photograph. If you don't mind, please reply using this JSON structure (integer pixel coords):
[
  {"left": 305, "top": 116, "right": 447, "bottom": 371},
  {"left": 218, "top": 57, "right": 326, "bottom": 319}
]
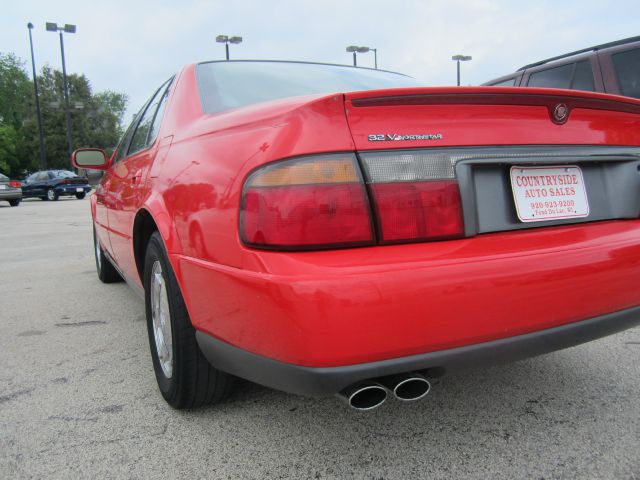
[{"left": 1, "top": 198, "right": 639, "bottom": 479}]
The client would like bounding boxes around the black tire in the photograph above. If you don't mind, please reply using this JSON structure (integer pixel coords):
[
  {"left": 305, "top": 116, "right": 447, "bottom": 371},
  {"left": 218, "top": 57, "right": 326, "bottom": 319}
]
[
  {"left": 76, "top": 193, "right": 86, "bottom": 200},
  {"left": 93, "top": 226, "right": 122, "bottom": 283},
  {"left": 144, "top": 231, "right": 233, "bottom": 409},
  {"left": 8, "top": 199, "right": 20, "bottom": 207},
  {"left": 46, "top": 188, "right": 58, "bottom": 201}
]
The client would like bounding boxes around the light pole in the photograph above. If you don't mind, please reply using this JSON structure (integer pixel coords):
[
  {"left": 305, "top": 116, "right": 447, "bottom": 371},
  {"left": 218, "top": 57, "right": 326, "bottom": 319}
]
[
  {"left": 346, "top": 45, "right": 373, "bottom": 67},
  {"left": 46, "top": 22, "right": 76, "bottom": 163},
  {"left": 451, "top": 54, "right": 472, "bottom": 86},
  {"left": 27, "top": 23, "right": 47, "bottom": 170},
  {"left": 371, "top": 48, "right": 378, "bottom": 69},
  {"left": 216, "top": 35, "right": 243, "bottom": 60}
]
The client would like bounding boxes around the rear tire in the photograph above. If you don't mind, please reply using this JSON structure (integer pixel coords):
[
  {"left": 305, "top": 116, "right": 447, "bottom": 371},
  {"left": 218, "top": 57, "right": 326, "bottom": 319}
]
[
  {"left": 94, "top": 226, "right": 122, "bottom": 283},
  {"left": 76, "top": 192, "right": 86, "bottom": 200},
  {"left": 47, "top": 188, "right": 58, "bottom": 201},
  {"left": 8, "top": 199, "right": 20, "bottom": 207},
  {"left": 144, "top": 231, "right": 233, "bottom": 409}
]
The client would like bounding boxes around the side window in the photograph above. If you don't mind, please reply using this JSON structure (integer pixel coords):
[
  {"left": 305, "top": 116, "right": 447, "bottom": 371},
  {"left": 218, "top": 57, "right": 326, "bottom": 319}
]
[
  {"left": 527, "top": 61, "right": 594, "bottom": 92},
  {"left": 113, "top": 115, "right": 141, "bottom": 163},
  {"left": 528, "top": 64, "right": 574, "bottom": 88},
  {"left": 491, "top": 78, "right": 516, "bottom": 87},
  {"left": 128, "top": 87, "right": 163, "bottom": 155},
  {"left": 35, "top": 172, "right": 49, "bottom": 182},
  {"left": 612, "top": 48, "right": 640, "bottom": 99},
  {"left": 571, "top": 61, "right": 595, "bottom": 91},
  {"left": 128, "top": 77, "right": 174, "bottom": 156},
  {"left": 147, "top": 79, "right": 173, "bottom": 145}
]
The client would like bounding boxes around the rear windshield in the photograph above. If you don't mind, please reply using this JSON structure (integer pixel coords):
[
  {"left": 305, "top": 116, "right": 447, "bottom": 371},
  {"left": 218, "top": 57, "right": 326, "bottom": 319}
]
[
  {"left": 53, "top": 170, "right": 77, "bottom": 178},
  {"left": 0, "top": 173, "right": 7, "bottom": 180},
  {"left": 195, "top": 61, "right": 423, "bottom": 114}
]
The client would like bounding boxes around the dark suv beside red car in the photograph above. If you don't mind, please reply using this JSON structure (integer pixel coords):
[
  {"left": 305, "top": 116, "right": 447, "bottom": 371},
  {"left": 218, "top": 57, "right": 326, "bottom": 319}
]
[{"left": 484, "top": 36, "right": 640, "bottom": 99}]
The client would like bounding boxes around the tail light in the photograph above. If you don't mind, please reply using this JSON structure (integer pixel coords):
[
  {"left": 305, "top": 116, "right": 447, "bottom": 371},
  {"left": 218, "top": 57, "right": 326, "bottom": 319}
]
[
  {"left": 240, "top": 154, "right": 375, "bottom": 249},
  {"left": 359, "top": 152, "right": 464, "bottom": 243},
  {"left": 9, "top": 180, "right": 21, "bottom": 188},
  {"left": 61, "top": 179, "right": 70, "bottom": 184},
  {"left": 240, "top": 151, "right": 465, "bottom": 250}
]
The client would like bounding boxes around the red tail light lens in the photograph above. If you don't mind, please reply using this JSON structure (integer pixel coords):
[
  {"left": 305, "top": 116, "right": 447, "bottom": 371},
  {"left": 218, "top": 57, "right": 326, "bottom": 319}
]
[
  {"left": 240, "top": 155, "right": 374, "bottom": 249},
  {"left": 370, "top": 181, "right": 464, "bottom": 242},
  {"left": 9, "top": 180, "right": 21, "bottom": 188},
  {"left": 360, "top": 152, "right": 465, "bottom": 243}
]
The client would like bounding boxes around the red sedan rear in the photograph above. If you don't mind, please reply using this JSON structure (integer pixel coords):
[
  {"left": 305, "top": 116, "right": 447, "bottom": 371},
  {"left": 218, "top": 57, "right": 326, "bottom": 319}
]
[{"left": 73, "top": 61, "right": 640, "bottom": 411}]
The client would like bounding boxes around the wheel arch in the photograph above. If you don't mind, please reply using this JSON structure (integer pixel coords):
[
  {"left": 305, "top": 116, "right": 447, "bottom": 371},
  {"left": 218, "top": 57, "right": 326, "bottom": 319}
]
[{"left": 133, "top": 196, "right": 180, "bottom": 284}]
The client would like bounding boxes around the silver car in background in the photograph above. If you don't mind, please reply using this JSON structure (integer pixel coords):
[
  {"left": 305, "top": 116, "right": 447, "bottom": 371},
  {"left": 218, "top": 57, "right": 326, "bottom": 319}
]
[{"left": 0, "top": 173, "right": 22, "bottom": 207}]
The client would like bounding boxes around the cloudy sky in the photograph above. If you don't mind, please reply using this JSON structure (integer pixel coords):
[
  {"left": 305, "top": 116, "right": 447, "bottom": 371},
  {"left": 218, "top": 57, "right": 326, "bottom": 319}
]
[{"left": 3, "top": 0, "right": 640, "bottom": 122}]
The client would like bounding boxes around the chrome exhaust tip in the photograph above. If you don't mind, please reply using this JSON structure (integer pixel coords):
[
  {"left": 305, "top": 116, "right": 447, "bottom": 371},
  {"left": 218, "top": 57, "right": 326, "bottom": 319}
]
[
  {"left": 379, "top": 373, "right": 431, "bottom": 402},
  {"left": 338, "top": 382, "right": 387, "bottom": 411}
]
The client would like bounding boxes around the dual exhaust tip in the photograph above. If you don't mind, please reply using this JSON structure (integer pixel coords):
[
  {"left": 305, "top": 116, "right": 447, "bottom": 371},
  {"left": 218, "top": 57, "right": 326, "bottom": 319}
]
[{"left": 339, "top": 373, "right": 431, "bottom": 411}]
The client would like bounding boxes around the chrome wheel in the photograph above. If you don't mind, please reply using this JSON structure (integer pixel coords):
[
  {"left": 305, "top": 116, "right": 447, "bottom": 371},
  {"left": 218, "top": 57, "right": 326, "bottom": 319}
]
[
  {"left": 47, "top": 189, "right": 56, "bottom": 201},
  {"left": 151, "top": 260, "right": 173, "bottom": 378}
]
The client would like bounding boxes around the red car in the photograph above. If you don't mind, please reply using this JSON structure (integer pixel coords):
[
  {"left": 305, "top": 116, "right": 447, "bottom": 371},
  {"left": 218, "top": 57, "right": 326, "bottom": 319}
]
[{"left": 73, "top": 60, "right": 640, "bottom": 411}]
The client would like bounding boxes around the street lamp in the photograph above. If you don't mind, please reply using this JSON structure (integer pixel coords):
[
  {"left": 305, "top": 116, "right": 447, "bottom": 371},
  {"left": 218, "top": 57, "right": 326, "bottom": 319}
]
[
  {"left": 27, "top": 23, "right": 47, "bottom": 170},
  {"left": 46, "top": 21, "right": 76, "bottom": 163},
  {"left": 216, "top": 35, "right": 243, "bottom": 60},
  {"left": 370, "top": 48, "right": 378, "bottom": 69},
  {"left": 451, "top": 54, "right": 472, "bottom": 86},
  {"left": 346, "top": 45, "right": 373, "bottom": 67}
]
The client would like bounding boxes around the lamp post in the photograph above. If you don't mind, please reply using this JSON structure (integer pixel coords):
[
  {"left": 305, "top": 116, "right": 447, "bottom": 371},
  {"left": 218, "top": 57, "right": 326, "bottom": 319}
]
[
  {"left": 216, "top": 35, "right": 243, "bottom": 60},
  {"left": 346, "top": 45, "right": 373, "bottom": 67},
  {"left": 451, "top": 54, "right": 472, "bottom": 86},
  {"left": 46, "top": 22, "right": 76, "bottom": 162},
  {"left": 27, "top": 23, "right": 47, "bottom": 170},
  {"left": 371, "top": 48, "right": 378, "bottom": 69}
]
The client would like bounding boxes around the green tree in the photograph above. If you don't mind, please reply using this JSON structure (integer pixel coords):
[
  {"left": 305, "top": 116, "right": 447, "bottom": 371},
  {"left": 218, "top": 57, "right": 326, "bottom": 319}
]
[
  {"left": 0, "top": 52, "right": 128, "bottom": 175},
  {"left": 0, "top": 53, "right": 31, "bottom": 176}
]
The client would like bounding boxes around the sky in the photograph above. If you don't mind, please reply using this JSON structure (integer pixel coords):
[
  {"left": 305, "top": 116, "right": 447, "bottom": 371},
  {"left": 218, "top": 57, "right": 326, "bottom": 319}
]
[{"left": 3, "top": 0, "right": 640, "bottom": 123}]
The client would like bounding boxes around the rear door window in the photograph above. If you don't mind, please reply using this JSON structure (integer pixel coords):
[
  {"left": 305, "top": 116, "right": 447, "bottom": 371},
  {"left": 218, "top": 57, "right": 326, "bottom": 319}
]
[
  {"left": 612, "top": 48, "right": 640, "bottom": 98},
  {"left": 491, "top": 78, "right": 516, "bottom": 86},
  {"left": 527, "top": 61, "right": 594, "bottom": 91}
]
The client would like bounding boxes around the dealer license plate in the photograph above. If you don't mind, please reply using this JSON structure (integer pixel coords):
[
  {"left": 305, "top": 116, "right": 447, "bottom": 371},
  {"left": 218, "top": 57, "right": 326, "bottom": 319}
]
[
  {"left": 510, "top": 166, "right": 589, "bottom": 222},
  {"left": 76, "top": 187, "right": 83, "bottom": 192}
]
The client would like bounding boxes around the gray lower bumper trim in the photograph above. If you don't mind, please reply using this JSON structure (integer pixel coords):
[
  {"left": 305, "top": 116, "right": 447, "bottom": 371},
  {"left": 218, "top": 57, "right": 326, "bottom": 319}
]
[{"left": 196, "top": 306, "right": 640, "bottom": 397}]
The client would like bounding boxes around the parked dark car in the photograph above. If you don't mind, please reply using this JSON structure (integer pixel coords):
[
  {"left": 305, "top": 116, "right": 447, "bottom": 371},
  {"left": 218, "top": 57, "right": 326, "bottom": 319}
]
[
  {"left": 21, "top": 170, "right": 91, "bottom": 201},
  {"left": 484, "top": 36, "right": 640, "bottom": 99},
  {"left": 0, "top": 173, "right": 22, "bottom": 206}
]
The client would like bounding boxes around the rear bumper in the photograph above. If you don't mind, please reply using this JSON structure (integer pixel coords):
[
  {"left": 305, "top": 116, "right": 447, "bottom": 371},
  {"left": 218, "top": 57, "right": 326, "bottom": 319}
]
[
  {"left": 176, "top": 220, "right": 640, "bottom": 368},
  {"left": 196, "top": 306, "right": 640, "bottom": 396},
  {"left": 55, "top": 185, "right": 91, "bottom": 195},
  {"left": 0, "top": 189, "right": 21, "bottom": 200}
]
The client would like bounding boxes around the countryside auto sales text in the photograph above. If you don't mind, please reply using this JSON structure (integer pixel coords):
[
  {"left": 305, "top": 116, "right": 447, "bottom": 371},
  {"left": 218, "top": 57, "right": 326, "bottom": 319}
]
[{"left": 514, "top": 173, "right": 578, "bottom": 198}]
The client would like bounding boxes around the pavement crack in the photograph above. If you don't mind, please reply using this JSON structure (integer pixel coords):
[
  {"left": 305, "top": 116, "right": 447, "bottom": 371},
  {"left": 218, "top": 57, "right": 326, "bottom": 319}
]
[
  {"left": 55, "top": 320, "right": 107, "bottom": 327},
  {"left": 0, "top": 388, "right": 35, "bottom": 404}
]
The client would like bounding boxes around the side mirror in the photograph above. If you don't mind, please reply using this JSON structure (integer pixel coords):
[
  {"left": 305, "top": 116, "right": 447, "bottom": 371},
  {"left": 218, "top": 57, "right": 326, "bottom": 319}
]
[{"left": 72, "top": 148, "right": 111, "bottom": 170}]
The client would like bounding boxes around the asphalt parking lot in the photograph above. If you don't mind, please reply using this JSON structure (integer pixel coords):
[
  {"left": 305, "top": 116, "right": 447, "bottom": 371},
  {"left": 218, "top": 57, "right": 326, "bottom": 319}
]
[{"left": 1, "top": 198, "right": 639, "bottom": 479}]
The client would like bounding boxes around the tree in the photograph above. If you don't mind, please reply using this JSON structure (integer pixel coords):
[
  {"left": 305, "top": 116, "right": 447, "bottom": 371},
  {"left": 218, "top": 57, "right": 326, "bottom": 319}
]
[
  {"left": 0, "top": 51, "right": 128, "bottom": 176},
  {"left": 0, "top": 53, "right": 31, "bottom": 176}
]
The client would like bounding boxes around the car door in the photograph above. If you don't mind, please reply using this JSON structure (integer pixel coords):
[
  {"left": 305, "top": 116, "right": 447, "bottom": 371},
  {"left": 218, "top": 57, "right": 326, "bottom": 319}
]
[
  {"left": 106, "top": 79, "right": 173, "bottom": 283},
  {"left": 26, "top": 172, "right": 49, "bottom": 198}
]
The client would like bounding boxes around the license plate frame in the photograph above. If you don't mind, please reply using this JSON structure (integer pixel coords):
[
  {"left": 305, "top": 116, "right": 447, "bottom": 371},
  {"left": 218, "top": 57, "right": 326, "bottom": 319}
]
[{"left": 510, "top": 165, "right": 589, "bottom": 222}]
